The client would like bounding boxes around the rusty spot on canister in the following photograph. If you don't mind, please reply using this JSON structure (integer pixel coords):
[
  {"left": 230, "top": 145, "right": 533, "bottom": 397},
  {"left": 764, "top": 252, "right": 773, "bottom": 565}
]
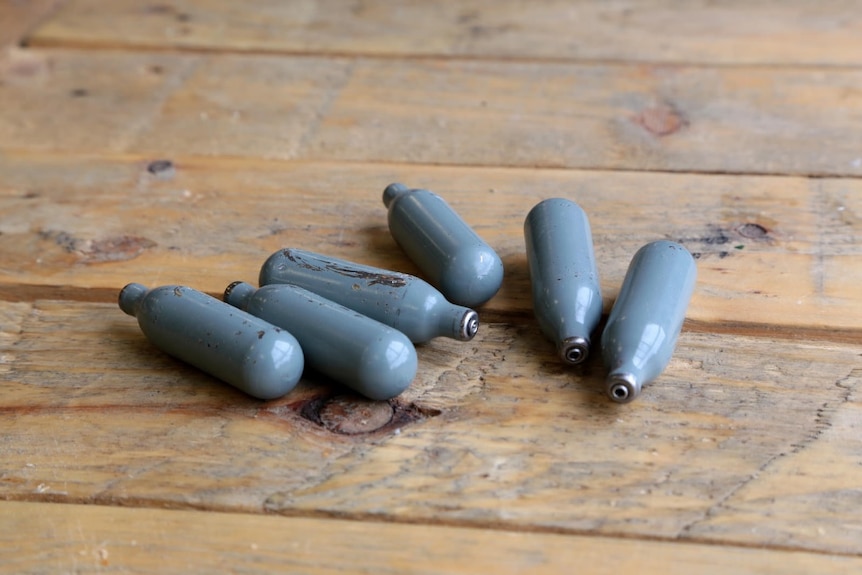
[
  {"left": 325, "top": 262, "right": 408, "bottom": 288},
  {"left": 635, "top": 102, "right": 687, "bottom": 136}
]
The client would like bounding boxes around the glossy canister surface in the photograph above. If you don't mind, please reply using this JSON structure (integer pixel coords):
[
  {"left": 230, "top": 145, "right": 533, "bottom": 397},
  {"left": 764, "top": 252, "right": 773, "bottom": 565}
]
[
  {"left": 118, "top": 283, "right": 304, "bottom": 400},
  {"left": 383, "top": 183, "right": 504, "bottom": 308},
  {"left": 601, "top": 241, "right": 697, "bottom": 403},
  {"left": 225, "top": 282, "right": 417, "bottom": 400},
  {"left": 259, "top": 248, "right": 479, "bottom": 344},
  {"left": 524, "top": 198, "right": 602, "bottom": 364}
]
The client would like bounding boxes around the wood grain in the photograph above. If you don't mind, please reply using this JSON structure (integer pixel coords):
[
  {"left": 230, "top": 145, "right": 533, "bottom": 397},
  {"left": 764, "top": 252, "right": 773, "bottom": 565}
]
[
  {"left": 1, "top": 299, "right": 860, "bottom": 554},
  {"left": 0, "top": 0, "right": 65, "bottom": 47},
  {"left": 2, "top": 1, "right": 862, "bottom": 569},
  {"left": 27, "top": 0, "right": 862, "bottom": 67},
  {"left": 1, "top": 50, "right": 862, "bottom": 176},
  {"left": 1, "top": 154, "right": 861, "bottom": 334},
  {"left": 5, "top": 501, "right": 862, "bottom": 575}
]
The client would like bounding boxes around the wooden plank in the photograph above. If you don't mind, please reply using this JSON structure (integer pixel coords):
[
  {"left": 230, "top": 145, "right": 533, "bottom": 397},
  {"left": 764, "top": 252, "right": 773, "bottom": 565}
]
[
  {"left": 1, "top": 154, "right": 861, "bottom": 334},
  {"left": 0, "top": 299, "right": 29, "bottom": 375},
  {"left": 684, "top": 370, "right": 862, "bottom": 552},
  {"left": 27, "top": 0, "right": 862, "bottom": 67},
  {"left": 2, "top": 50, "right": 862, "bottom": 176},
  {"left": 0, "top": 0, "right": 65, "bottom": 47},
  {"left": 1, "top": 299, "right": 861, "bottom": 554},
  {"left": 4, "top": 502, "right": 861, "bottom": 575},
  {"left": 299, "top": 59, "right": 862, "bottom": 177},
  {"left": 0, "top": 49, "right": 350, "bottom": 158}
]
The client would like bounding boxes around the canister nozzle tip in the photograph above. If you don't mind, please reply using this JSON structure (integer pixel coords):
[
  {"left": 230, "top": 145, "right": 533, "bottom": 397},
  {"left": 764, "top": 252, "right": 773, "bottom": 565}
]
[
  {"left": 118, "top": 283, "right": 148, "bottom": 316},
  {"left": 460, "top": 310, "right": 480, "bottom": 341},
  {"left": 223, "top": 281, "right": 255, "bottom": 310},
  {"left": 383, "top": 182, "right": 410, "bottom": 207},
  {"left": 560, "top": 337, "right": 589, "bottom": 365},
  {"left": 606, "top": 373, "right": 640, "bottom": 404}
]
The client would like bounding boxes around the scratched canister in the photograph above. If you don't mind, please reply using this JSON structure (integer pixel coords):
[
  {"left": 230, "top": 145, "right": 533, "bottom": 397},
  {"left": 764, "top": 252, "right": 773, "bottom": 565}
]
[
  {"left": 600, "top": 241, "right": 697, "bottom": 403},
  {"left": 225, "top": 282, "right": 417, "bottom": 400},
  {"left": 259, "top": 248, "right": 479, "bottom": 344},
  {"left": 524, "top": 198, "right": 602, "bottom": 365},
  {"left": 383, "top": 183, "right": 504, "bottom": 308},
  {"left": 118, "top": 283, "right": 304, "bottom": 400}
]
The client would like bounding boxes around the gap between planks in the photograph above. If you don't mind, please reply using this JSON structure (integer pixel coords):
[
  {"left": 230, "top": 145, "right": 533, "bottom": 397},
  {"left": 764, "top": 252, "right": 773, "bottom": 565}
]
[
  {"left": 19, "top": 37, "right": 862, "bottom": 72},
  {"left": 4, "top": 149, "right": 862, "bottom": 190}
]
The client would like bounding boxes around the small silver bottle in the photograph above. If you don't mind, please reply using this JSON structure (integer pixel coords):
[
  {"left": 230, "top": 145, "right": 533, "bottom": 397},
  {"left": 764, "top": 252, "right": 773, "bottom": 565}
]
[
  {"left": 524, "top": 198, "right": 602, "bottom": 364},
  {"left": 225, "top": 282, "right": 417, "bottom": 401},
  {"left": 601, "top": 241, "right": 697, "bottom": 403},
  {"left": 118, "top": 283, "right": 304, "bottom": 400},
  {"left": 383, "top": 183, "right": 504, "bottom": 308},
  {"left": 259, "top": 248, "right": 479, "bottom": 344}
]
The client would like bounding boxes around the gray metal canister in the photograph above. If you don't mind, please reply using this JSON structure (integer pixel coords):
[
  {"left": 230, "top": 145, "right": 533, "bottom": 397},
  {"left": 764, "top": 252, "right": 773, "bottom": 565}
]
[
  {"left": 383, "top": 183, "right": 504, "bottom": 308},
  {"left": 601, "top": 241, "right": 697, "bottom": 403},
  {"left": 524, "top": 198, "right": 602, "bottom": 365},
  {"left": 259, "top": 248, "right": 479, "bottom": 344},
  {"left": 118, "top": 283, "right": 304, "bottom": 400},
  {"left": 225, "top": 282, "right": 417, "bottom": 401}
]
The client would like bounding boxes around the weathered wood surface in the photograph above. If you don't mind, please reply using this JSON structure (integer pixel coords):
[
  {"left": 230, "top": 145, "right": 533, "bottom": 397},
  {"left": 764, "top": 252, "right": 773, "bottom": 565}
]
[
  {"left": 0, "top": 0, "right": 64, "bottom": 47},
  {"left": 1, "top": 154, "right": 861, "bottom": 335},
  {"left": 1, "top": 50, "right": 862, "bottom": 176},
  {"left": 28, "top": 0, "right": 862, "bottom": 67},
  {"left": 6, "top": 501, "right": 862, "bottom": 575},
  {"left": 1, "top": 299, "right": 861, "bottom": 554}
]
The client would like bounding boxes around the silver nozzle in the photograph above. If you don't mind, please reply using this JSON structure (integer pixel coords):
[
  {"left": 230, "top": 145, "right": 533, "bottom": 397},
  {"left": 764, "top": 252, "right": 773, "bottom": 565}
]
[
  {"left": 459, "top": 310, "right": 480, "bottom": 341},
  {"left": 606, "top": 373, "right": 640, "bottom": 404},
  {"left": 559, "top": 336, "right": 589, "bottom": 365}
]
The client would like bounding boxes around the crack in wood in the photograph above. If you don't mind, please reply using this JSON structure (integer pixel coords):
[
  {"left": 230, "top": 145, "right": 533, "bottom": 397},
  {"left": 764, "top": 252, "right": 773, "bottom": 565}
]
[
  {"left": 110, "top": 56, "right": 201, "bottom": 151},
  {"left": 813, "top": 179, "right": 827, "bottom": 296},
  {"left": 294, "top": 59, "right": 356, "bottom": 158},
  {"left": 676, "top": 368, "right": 862, "bottom": 538}
]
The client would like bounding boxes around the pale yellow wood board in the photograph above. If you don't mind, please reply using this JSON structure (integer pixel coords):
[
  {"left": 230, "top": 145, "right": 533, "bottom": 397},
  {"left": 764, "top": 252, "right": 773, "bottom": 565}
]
[
  {"left": 28, "top": 0, "right": 862, "bottom": 67},
  {"left": 1, "top": 154, "right": 860, "bottom": 333},
  {"left": 4, "top": 501, "right": 862, "bottom": 575},
  {"left": 1, "top": 300, "right": 860, "bottom": 554},
  {"left": 1, "top": 50, "right": 862, "bottom": 175},
  {"left": 682, "top": 369, "right": 862, "bottom": 552}
]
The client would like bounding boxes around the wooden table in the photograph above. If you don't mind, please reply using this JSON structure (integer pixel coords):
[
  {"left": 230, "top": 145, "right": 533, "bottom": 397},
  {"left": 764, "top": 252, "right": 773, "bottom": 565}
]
[{"left": 2, "top": 1, "right": 861, "bottom": 572}]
